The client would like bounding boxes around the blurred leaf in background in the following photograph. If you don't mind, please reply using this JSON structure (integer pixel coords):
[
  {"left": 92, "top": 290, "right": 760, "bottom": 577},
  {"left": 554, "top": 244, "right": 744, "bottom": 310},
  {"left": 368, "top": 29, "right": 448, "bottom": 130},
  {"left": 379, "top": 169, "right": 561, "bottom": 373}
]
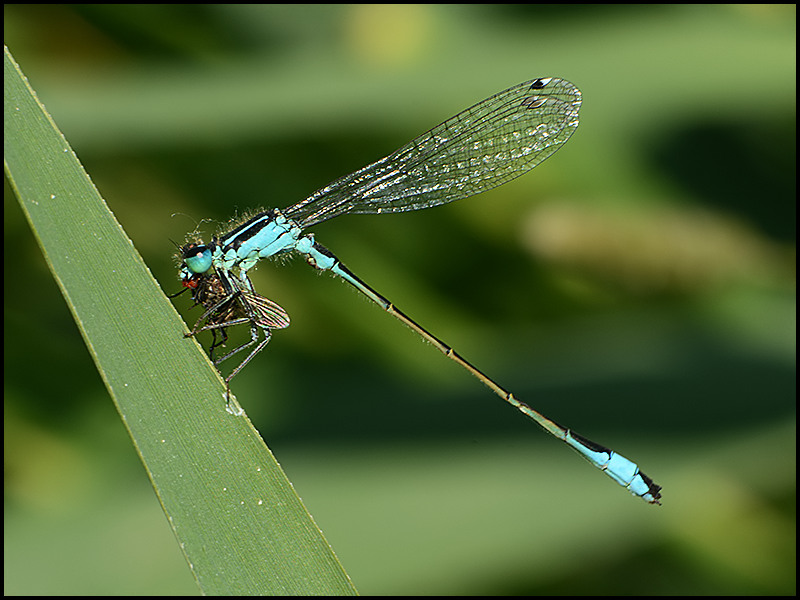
[{"left": 4, "top": 4, "right": 795, "bottom": 595}]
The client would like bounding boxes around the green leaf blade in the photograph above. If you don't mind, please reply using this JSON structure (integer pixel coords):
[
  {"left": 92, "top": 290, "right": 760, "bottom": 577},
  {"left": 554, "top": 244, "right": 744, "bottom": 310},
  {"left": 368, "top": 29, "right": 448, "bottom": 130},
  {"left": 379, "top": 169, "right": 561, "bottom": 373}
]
[{"left": 4, "top": 44, "right": 357, "bottom": 596}]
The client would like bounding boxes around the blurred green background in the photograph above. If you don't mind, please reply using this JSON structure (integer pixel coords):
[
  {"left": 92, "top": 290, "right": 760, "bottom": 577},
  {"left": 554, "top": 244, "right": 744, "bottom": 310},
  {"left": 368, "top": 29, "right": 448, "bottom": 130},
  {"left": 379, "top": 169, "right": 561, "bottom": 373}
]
[{"left": 4, "top": 4, "right": 795, "bottom": 595}]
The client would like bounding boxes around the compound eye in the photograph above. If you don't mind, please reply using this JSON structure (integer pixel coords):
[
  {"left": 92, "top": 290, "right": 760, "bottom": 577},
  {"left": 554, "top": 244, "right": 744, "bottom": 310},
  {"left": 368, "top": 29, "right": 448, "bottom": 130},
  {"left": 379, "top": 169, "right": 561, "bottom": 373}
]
[{"left": 181, "top": 244, "right": 213, "bottom": 275}]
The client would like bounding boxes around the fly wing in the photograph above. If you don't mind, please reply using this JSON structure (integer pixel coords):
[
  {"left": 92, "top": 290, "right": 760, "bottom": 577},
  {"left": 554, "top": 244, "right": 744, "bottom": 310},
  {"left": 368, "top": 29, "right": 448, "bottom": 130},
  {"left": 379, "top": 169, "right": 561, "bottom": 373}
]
[{"left": 240, "top": 289, "right": 291, "bottom": 330}]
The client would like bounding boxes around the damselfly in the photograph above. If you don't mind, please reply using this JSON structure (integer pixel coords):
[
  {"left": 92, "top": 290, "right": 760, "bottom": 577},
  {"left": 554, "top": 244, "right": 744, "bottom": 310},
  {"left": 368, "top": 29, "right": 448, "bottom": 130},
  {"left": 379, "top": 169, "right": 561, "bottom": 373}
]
[{"left": 174, "top": 77, "right": 662, "bottom": 504}]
